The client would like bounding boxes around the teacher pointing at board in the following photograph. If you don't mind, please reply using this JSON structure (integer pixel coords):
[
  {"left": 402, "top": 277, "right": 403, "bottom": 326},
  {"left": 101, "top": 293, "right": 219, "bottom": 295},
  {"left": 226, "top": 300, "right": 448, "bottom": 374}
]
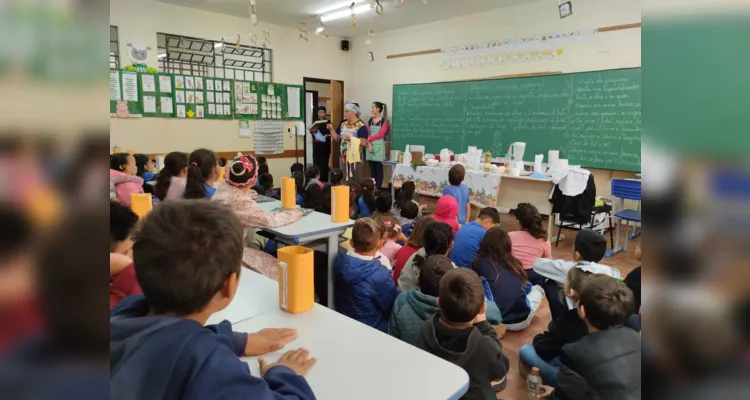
[{"left": 329, "top": 102, "right": 368, "bottom": 182}]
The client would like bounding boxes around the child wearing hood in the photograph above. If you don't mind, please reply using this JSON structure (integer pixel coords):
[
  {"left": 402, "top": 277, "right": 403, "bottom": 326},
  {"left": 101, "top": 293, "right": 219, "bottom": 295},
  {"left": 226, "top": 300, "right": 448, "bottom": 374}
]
[
  {"left": 110, "top": 200, "right": 317, "bottom": 400},
  {"left": 389, "top": 254, "right": 454, "bottom": 346},
  {"left": 109, "top": 153, "right": 144, "bottom": 207},
  {"left": 212, "top": 154, "right": 302, "bottom": 280},
  {"left": 334, "top": 218, "right": 398, "bottom": 332},
  {"left": 433, "top": 195, "right": 460, "bottom": 234},
  {"left": 418, "top": 268, "right": 510, "bottom": 400}
]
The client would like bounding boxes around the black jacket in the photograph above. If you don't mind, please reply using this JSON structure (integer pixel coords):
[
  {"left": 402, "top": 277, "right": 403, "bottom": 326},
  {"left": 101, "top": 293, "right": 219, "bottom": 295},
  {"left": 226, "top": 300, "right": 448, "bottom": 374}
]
[
  {"left": 551, "top": 174, "right": 597, "bottom": 224},
  {"left": 624, "top": 266, "right": 642, "bottom": 312},
  {"left": 418, "top": 315, "right": 509, "bottom": 400},
  {"left": 553, "top": 326, "right": 641, "bottom": 400},
  {"left": 532, "top": 309, "right": 589, "bottom": 361}
]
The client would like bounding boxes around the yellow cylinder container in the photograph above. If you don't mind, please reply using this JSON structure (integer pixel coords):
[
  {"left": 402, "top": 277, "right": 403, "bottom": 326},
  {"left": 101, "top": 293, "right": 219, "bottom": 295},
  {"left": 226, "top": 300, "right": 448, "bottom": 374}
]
[
  {"left": 277, "top": 246, "right": 315, "bottom": 314},
  {"left": 331, "top": 185, "right": 350, "bottom": 222},
  {"left": 281, "top": 177, "right": 296, "bottom": 209},
  {"left": 113, "top": 146, "right": 122, "bottom": 154},
  {"left": 126, "top": 149, "right": 136, "bottom": 155},
  {"left": 216, "top": 166, "right": 226, "bottom": 183},
  {"left": 130, "top": 193, "right": 153, "bottom": 219}
]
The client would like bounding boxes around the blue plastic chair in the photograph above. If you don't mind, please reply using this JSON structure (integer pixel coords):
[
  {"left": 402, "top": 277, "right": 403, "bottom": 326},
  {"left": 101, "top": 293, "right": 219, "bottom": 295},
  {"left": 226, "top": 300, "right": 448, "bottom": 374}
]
[{"left": 605, "top": 179, "right": 641, "bottom": 258}]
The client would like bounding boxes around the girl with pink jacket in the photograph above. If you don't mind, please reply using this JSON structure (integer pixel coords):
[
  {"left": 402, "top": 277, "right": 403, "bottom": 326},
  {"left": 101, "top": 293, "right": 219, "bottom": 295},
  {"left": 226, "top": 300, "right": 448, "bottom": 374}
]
[{"left": 110, "top": 153, "right": 144, "bottom": 207}]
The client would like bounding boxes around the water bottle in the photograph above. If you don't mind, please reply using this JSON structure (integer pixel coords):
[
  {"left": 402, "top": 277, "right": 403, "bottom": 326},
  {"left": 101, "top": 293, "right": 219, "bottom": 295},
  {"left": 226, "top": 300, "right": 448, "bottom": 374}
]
[
  {"left": 526, "top": 367, "right": 543, "bottom": 399},
  {"left": 110, "top": 181, "right": 116, "bottom": 200},
  {"left": 504, "top": 147, "right": 512, "bottom": 169}
]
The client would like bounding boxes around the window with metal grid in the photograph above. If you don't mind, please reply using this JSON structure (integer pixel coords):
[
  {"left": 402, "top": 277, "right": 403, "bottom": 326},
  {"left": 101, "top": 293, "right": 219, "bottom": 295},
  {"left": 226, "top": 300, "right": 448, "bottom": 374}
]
[
  {"left": 110, "top": 26, "right": 120, "bottom": 69},
  {"left": 156, "top": 33, "right": 272, "bottom": 82}
]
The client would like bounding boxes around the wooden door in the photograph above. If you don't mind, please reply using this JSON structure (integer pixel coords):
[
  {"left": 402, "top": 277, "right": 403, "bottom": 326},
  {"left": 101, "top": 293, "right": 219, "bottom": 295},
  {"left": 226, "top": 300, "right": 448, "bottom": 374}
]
[{"left": 329, "top": 80, "right": 343, "bottom": 169}]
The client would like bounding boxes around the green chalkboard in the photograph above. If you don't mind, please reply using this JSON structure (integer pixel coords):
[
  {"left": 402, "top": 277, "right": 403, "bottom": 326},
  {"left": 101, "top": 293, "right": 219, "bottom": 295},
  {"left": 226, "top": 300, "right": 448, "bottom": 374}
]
[{"left": 392, "top": 68, "right": 641, "bottom": 171}]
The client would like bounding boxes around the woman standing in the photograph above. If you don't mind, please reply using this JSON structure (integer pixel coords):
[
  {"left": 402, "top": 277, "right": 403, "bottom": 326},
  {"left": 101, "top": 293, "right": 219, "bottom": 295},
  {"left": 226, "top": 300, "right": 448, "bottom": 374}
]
[
  {"left": 328, "top": 102, "right": 368, "bottom": 182},
  {"left": 309, "top": 106, "right": 331, "bottom": 182},
  {"left": 366, "top": 102, "right": 389, "bottom": 190}
]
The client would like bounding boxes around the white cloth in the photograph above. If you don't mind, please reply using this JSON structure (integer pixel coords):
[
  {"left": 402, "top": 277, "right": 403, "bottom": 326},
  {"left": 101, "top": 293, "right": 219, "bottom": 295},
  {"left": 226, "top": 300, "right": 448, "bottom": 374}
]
[
  {"left": 551, "top": 167, "right": 591, "bottom": 197},
  {"left": 532, "top": 259, "right": 622, "bottom": 309}
]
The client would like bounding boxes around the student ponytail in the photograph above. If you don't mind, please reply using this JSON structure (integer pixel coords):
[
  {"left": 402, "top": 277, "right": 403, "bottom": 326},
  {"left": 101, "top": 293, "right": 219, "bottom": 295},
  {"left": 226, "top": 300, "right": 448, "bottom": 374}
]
[
  {"left": 514, "top": 202, "right": 547, "bottom": 240},
  {"left": 360, "top": 178, "right": 376, "bottom": 214},
  {"left": 304, "top": 165, "right": 320, "bottom": 187},
  {"left": 154, "top": 151, "right": 188, "bottom": 200},
  {"left": 183, "top": 148, "right": 217, "bottom": 200}
]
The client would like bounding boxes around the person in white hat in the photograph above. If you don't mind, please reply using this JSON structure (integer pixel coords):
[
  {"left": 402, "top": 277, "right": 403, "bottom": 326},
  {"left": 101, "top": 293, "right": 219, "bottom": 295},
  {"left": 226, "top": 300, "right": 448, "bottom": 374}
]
[{"left": 327, "top": 102, "right": 369, "bottom": 181}]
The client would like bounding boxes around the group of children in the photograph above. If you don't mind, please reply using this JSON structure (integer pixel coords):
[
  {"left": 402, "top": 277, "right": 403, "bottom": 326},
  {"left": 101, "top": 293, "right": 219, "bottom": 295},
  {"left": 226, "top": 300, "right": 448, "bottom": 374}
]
[{"left": 110, "top": 154, "right": 641, "bottom": 399}]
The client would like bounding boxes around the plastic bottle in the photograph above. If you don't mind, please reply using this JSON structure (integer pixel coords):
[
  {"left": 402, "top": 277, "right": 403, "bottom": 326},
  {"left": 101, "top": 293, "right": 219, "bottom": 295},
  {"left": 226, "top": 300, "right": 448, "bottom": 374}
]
[
  {"left": 526, "top": 367, "right": 543, "bottom": 399},
  {"left": 504, "top": 147, "right": 512, "bottom": 169},
  {"left": 484, "top": 149, "right": 492, "bottom": 164}
]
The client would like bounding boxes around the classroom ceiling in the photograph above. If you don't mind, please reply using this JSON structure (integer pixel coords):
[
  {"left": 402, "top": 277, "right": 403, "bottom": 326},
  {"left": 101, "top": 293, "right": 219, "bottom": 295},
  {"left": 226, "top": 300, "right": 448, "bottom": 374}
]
[{"left": 156, "top": 0, "right": 538, "bottom": 38}]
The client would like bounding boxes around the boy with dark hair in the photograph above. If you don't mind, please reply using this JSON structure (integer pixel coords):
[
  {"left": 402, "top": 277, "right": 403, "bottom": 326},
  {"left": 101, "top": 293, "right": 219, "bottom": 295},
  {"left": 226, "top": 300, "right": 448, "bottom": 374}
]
[
  {"left": 450, "top": 207, "right": 501, "bottom": 267},
  {"left": 256, "top": 156, "right": 268, "bottom": 165},
  {"left": 334, "top": 218, "right": 398, "bottom": 332},
  {"left": 399, "top": 201, "right": 419, "bottom": 238},
  {"left": 110, "top": 201, "right": 317, "bottom": 400},
  {"left": 398, "top": 221, "right": 455, "bottom": 292},
  {"left": 290, "top": 162, "right": 304, "bottom": 176},
  {"left": 418, "top": 268, "right": 510, "bottom": 400},
  {"left": 442, "top": 164, "right": 471, "bottom": 225},
  {"left": 389, "top": 255, "right": 453, "bottom": 346},
  {"left": 532, "top": 229, "right": 621, "bottom": 320},
  {"left": 257, "top": 173, "right": 277, "bottom": 198},
  {"left": 258, "top": 163, "right": 270, "bottom": 176},
  {"left": 552, "top": 275, "right": 640, "bottom": 400}
]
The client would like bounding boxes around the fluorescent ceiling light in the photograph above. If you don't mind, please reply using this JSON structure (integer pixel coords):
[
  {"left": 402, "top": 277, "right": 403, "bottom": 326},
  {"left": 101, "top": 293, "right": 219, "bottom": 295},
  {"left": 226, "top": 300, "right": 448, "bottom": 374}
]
[
  {"left": 315, "top": 26, "right": 325, "bottom": 34},
  {"left": 214, "top": 42, "right": 223, "bottom": 48},
  {"left": 316, "top": 0, "right": 368, "bottom": 15},
  {"left": 321, "top": 4, "right": 371, "bottom": 23},
  {"left": 157, "top": 53, "right": 167, "bottom": 58}
]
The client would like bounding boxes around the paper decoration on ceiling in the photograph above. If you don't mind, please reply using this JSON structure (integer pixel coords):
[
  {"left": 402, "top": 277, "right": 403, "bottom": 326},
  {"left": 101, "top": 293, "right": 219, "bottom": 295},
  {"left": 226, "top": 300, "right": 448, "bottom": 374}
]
[
  {"left": 220, "top": 36, "right": 226, "bottom": 52},
  {"left": 262, "top": 29, "right": 272, "bottom": 48},
  {"left": 178, "top": 37, "right": 185, "bottom": 48},
  {"left": 559, "top": 1, "right": 573, "bottom": 19},
  {"left": 394, "top": 0, "right": 406, "bottom": 7},
  {"left": 299, "top": 29, "right": 309, "bottom": 42},
  {"left": 441, "top": 49, "right": 565, "bottom": 69},
  {"left": 349, "top": 2, "right": 357, "bottom": 26},
  {"left": 249, "top": 32, "right": 259, "bottom": 46},
  {"left": 249, "top": 0, "right": 258, "bottom": 25},
  {"left": 373, "top": 0, "right": 384, "bottom": 15},
  {"left": 367, "top": 52, "right": 374, "bottom": 62},
  {"left": 235, "top": 34, "right": 241, "bottom": 49},
  {"left": 365, "top": 29, "right": 374, "bottom": 46},
  {"left": 441, "top": 28, "right": 596, "bottom": 59}
]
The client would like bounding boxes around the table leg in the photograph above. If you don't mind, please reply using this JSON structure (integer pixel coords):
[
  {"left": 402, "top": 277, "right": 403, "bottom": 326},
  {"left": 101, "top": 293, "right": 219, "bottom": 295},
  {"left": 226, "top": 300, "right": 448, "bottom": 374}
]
[
  {"left": 327, "top": 233, "right": 338, "bottom": 310},
  {"left": 547, "top": 213, "right": 555, "bottom": 242}
]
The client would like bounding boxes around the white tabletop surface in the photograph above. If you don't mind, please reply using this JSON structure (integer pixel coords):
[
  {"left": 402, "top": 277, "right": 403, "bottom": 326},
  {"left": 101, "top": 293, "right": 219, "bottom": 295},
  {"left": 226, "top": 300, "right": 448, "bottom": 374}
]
[
  {"left": 256, "top": 201, "right": 354, "bottom": 240},
  {"left": 235, "top": 306, "right": 469, "bottom": 400},
  {"left": 206, "top": 272, "right": 279, "bottom": 325}
]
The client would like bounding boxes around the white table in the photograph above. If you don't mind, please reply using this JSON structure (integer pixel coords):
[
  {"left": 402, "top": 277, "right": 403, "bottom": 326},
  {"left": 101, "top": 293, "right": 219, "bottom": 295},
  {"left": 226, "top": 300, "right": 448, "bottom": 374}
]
[
  {"left": 255, "top": 201, "right": 354, "bottom": 309},
  {"left": 234, "top": 305, "right": 469, "bottom": 400},
  {"left": 206, "top": 272, "right": 279, "bottom": 325}
]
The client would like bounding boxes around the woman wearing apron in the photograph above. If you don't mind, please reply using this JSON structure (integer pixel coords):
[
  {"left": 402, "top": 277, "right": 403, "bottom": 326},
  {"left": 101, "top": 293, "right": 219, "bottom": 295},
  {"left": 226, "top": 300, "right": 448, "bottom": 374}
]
[
  {"left": 328, "top": 102, "right": 369, "bottom": 182},
  {"left": 366, "top": 102, "right": 389, "bottom": 190}
]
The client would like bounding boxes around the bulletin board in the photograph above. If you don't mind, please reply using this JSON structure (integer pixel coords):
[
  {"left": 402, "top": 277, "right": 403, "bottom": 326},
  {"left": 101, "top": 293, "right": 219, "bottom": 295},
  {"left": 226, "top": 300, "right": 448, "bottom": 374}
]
[
  {"left": 110, "top": 70, "right": 142, "bottom": 117},
  {"left": 140, "top": 73, "right": 176, "bottom": 118}
]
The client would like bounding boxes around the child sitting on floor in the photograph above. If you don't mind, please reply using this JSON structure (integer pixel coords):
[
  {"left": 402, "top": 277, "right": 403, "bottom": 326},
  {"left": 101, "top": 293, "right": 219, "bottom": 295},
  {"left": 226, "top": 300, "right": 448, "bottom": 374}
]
[
  {"left": 393, "top": 216, "right": 434, "bottom": 283},
  {"left": 109, "top": 200, "right": 141, "bottom": 308},
  {"left": 510, "top": 202, "right": 552, "bottom": 286},
  {"left": 398, "top": 221, "right": 454, "bottom": 292},
  {"left": 334, "top": 218, "right": 398, "bottom": 332},
  {"left": 109, "top": 153, "right": 144, "bottom": 207},
  {"left": 550, "top": 275, "right": 640, "bottom": 400},
  {"left": 211, "top": 154, "right": 302, "bottom": 280},
  {"left": 450, "top": 207, "right": 501, "bottom": 268},
  {"left": 532, "top": 229, "right": 621, "bottom": 321},
  {"left": 389, "top": 254, "right": 454, "bottom": 346},
  {"left": 398, "top": 201, "right": 419, "bottom": 238},
  {"left": 433, "top": 195, "right": 460, "bottom": 234},
  {"left": 374, "top": 215, "right": 406, "bottom": 268},
  {"left": 357, "top": 178, "right": 376, "bottom": 218},
  {"left": 110, "top": 200, "right": 316, "bottom": 400},
  {"left": 372, "top": 191, "right": 396, "bottom": 220},
  {"left": 418, "top": 268, "right": 510, "bottom": 400}
]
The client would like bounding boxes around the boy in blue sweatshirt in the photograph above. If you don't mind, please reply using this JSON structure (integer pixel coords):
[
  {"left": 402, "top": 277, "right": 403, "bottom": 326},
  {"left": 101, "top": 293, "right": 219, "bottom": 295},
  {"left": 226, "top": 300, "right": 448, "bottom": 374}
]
[
  {"left": 450, "top": 207, "right": 501, "bottom": 267},
  {"left": 334, "top": 218, "right": 398, "bottom": 332},
  {"left": 110, "top": 200, "right": 317, "bottom": 400}
]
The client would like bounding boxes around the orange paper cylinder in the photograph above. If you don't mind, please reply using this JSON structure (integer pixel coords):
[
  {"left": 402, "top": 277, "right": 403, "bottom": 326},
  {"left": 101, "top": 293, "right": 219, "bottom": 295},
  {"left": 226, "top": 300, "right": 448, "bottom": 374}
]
[
  {"left": 277, "top": 246, "right": 315, "bottom": 314},
  {"left": 113, "top": 146, "right": 122, "bottom": 153},
  {"left": 216, "top": 166, "right": 225, "bottom": 183},
  {"left": 130, "top": 193, "right": 152, "bottom": 219},
  {"left": 281, "top": 177, "right": 296, "bottom": 209},
  {"left": 331, "top": 185, "right": 349, "bottom": 222},
  {"left": 126, "top": 149, "right": 136, "bottom": 155}
]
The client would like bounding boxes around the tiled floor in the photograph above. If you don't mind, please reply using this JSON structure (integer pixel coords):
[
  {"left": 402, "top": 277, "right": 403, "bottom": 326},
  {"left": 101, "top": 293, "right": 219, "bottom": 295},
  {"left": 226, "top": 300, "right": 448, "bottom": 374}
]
[{"left": 494, "top": 216, "right": 640, "bottom": 399}]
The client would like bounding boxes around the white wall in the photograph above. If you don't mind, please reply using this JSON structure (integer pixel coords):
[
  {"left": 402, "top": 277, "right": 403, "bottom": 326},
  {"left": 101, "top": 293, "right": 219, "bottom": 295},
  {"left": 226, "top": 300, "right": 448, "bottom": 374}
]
[
  {"left": 109, "top": 0, "right": 350, "bottom": 179},
  {"left": 348, "top": 0, "right": 641, "bottom": 119}
]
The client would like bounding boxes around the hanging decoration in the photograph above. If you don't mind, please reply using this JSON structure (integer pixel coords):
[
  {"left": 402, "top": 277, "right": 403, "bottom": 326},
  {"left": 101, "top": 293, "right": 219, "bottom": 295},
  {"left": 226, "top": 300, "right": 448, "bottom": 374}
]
[
  {"left": 394, "top": 0, "right": 406, "bottom": 7},
  {"left": 235, "top": 34, "right": 241, "bottom": 50},
  {"left": 178, "top": 37, "right": 185, "bottom": 48},
  {"left": 249, "top": 32, "right": 259, "bottom": 47},
  {"left": 248, "top": 0, "right": 258, "bottom": 25},
  {"left": 349, "top": 2, "right": 357, "bottom": 26},
  {"left": 262, "top": 29, "right": 272, "bottom": 48},
  {"left": 220, "top": 36, "right": 226, "bottom": 53},
  {"left": 299, "top": 29, "right": 309, "bottom": 42},
  {"left": 373, "top": 0, "right": 384, "bottom": 15},
  {"left": 365, "top": 29, "right": 374, "bottom": 46}
]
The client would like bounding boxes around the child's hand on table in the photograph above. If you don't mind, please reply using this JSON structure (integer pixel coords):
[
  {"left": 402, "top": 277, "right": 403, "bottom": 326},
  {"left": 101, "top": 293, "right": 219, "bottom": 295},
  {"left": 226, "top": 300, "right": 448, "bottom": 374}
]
[
  {"left": 244, "top": 328, "right": 298, "bottom": 356},
  {"left": 259, "top": 348, "right": 317, "bottom": 377}
]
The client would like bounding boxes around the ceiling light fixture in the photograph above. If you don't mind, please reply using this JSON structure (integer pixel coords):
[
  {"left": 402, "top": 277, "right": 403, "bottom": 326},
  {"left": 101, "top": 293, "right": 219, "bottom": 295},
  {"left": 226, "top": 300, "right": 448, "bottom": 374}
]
[
  {"left": 316, "top": 0, "right": 368, "bottom": 15},
  {"left": 157, "top": 53, "right": 167, "bottom": 58},
  {"left": 321, "top": 4, "right": 371, "bottom": 23}
]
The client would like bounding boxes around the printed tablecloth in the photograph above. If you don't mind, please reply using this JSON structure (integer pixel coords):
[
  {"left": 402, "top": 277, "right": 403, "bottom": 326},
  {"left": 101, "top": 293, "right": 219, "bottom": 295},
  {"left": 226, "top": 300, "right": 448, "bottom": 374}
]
[{"left": 391, "top": 164, "right": 501, "bottom": 208}]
